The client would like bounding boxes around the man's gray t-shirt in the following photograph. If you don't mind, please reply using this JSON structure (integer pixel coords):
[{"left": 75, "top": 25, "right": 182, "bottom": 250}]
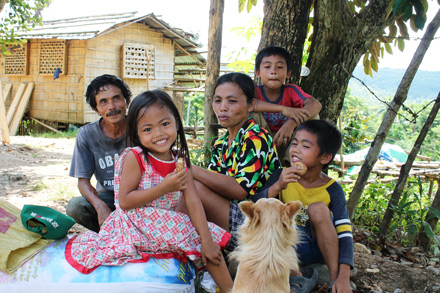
[{"left": 69, "top": 119, "right": 126, "bottom": 194}]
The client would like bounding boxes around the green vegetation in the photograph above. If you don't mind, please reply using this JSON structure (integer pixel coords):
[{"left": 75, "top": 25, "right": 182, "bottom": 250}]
[
  {"left": 341, "top": 93, "right": 440, "bottom": 161},
  {"left": 0, "top": 0, "right": 51, "bottom": 53},
  {"left": 18, "top": 119, "right": 78, "bottom": 138}
]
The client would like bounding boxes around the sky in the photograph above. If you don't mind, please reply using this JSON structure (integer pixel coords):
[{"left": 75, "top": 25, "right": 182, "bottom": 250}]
[{"left": 36, "top": 0, "right": 440, "bottom": 72}]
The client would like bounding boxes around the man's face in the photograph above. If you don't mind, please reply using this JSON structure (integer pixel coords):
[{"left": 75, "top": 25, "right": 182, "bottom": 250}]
[{"left": 94, "top": 85, "right": 127, "bottom": 124}]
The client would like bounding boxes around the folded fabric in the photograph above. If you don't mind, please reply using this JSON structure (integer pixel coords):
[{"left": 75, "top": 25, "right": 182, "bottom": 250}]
[
  {"left": 0, "top": 199, "right": 53, "bottom": 274},
  {"left": 21, "top": 205, "right": 75, "bottom": 240}
]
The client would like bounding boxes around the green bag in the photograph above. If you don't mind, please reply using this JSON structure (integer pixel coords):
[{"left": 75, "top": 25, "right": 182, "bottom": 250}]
[{"left": 21, "top": 205, "right": 76, "bottom": 239}]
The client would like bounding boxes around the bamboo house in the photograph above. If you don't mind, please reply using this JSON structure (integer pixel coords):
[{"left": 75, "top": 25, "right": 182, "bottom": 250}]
[{"left": 0, "top": 11, "right": 206, "bottom": 131}]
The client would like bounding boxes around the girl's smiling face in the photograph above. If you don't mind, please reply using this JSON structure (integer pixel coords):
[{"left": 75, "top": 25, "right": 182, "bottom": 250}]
[
  {"left": 212, "top": 82, "right": 254, "bottom": 137},
  {"left": 137, "top": 103, "right": 177, "bottom": 161}
]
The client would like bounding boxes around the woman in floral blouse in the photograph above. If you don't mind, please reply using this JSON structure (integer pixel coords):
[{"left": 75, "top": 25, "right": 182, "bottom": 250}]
[{"left": 184, "top": 72, "right": 281, "bottom": 250}]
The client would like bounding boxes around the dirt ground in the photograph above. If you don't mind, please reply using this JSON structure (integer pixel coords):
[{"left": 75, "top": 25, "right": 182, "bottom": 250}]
[{"left": 1, "top": 136, "right": 440, "bottom": 292}]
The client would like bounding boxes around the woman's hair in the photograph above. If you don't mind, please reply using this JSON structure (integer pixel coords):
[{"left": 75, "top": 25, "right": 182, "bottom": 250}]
[
  {"left": 214, "top": 72, "right": 255, "bottom": 104},
  {"left": 85, "top": 74, "right": 132, "bottom": 111},
  {"left": 126, "top": 90, "right": 190, "bottom": 167}
]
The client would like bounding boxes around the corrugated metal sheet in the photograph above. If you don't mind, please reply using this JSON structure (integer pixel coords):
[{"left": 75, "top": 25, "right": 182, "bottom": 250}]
[{"left": 15, "top": 11, "right": 206, "bottom": 67}]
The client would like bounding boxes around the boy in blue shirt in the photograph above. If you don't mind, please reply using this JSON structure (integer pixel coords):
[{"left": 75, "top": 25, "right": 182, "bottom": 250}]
[
  {"left": 255, "top": 120, "right": 353, "bottom": 293},
  {"left": 252, "top": 46, "right": 322, "bottom": 166}
]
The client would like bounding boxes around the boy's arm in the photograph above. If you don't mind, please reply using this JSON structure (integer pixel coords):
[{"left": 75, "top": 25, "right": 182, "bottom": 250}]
[
  {"left": 328, "top": 182, "right": 354, "bottom": 269},
  {"left": 302, "top": 96, "right": 322, "bottom": 119},
  {"left": 253, "top": 167, "right": 302, "bottom": 202},
  {"left": 254, "top": 99, "right": 310, "bottom": 125}
]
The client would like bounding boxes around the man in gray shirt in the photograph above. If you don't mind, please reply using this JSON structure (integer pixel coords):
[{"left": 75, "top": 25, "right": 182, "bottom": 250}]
[{"left": 67, "top": 74, "right": 131, "bottom": 232}]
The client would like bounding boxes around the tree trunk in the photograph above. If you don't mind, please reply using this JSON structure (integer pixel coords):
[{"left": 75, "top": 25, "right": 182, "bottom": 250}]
[
  {"left": 418, "top": 181, "right": 440, "bottom": 251},
  {"left": 347, "top": 10, "right": 440, "bottom": 217},
  {"left": 301, "top": 0, "right": 397, "bottom": 123},
  {"left": 259, "top": 0, "right": 313, "bottom": 84},
  {"left": 380, "top": 92, "right": 440, "bottom": 240},
  {"left": 204, "top": 0, "right": 224, "bottom": 158}
]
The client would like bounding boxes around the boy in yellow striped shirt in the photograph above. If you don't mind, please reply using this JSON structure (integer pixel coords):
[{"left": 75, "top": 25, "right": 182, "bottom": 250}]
[{"left": 255, "top": 120, "right": 353, "bottom": 293}]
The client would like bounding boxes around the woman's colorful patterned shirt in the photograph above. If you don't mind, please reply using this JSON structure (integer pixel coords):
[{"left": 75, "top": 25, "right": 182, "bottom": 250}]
[{"left": 207, "top": 117, "right": 280, "bottom": 198}]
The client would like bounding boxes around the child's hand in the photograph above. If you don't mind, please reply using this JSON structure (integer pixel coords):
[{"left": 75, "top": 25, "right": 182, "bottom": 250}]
[
  {"left": 201, "top": 240, "right": 223, "bottom": 266},
  {"left": 277, "top": 167, "right": 302, "bottom": 190},
  {"left": 161, "top": 169, "right": 188, "bottom": 193},
  {"left": 282, "top": 107, "right": 310, "bottom": 125},
  {"left": 274, "top": 120, "right": 297, "bottom": 147}
]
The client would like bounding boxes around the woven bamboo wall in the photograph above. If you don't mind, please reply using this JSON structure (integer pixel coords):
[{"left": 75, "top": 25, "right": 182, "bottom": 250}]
[
  {"left": 0, "top": 39, "right": 86, "bottom": 124},
  {"left": 0, "top": 22, "right": 176, "bottom": 125},
  {"left": 84, "top": 22, "right": 175, "bottom": 123}
]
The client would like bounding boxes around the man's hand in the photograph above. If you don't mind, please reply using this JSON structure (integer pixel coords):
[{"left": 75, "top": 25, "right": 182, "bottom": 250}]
[{"left": 96, "top": 203, "right": 113, "bottom": 227}]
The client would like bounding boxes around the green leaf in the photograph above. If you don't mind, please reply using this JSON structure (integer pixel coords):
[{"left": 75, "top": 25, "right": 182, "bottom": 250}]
[
  {"left": 393, "top": 0, "right": 410, "bottom": 14},
  {"left": 403, "top": 5, "right": 412, "bottom": 21},
  {"left": 428, "top": 206, "right": 440, "bottom": 218},
  {"left": 415, "top": 14, "right": 426, "bottom": 30},
  {"left": 385, "top": 42, "right": 393, "bottom": 54},
  {"left": 371, "top": 56, "right": 378, "bottom": 72},
  {"left": 414, "top": 0, "right": 426, "bottom": 15},
  {"left": 238, "top": 0, "right": 246, "bottom": 12},
  {"left": 422, "top": 222, "right": 437, "bottom": 240},
  {"left": 397, "top": 38, "right": 405, "bottom": 52}
]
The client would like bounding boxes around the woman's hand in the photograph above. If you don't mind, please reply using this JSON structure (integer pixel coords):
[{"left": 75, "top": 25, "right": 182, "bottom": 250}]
[
  {"left": 201, "top": 240, "right": 223, "bottom": 266},
  {"left": 273, "top": 119, "right": 297, "bottom": 147},
  {"left": 160, "top": 169, "right": 188, "bottom": 193}
]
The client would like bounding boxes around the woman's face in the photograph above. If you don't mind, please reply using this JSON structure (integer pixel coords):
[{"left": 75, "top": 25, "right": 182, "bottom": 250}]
[{"left": 212, "top": 82, "right": 254, "bottom": 134}]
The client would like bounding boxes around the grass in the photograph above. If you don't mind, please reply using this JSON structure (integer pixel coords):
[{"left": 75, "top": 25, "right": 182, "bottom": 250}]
[{"left": 29, "top": 130, "right": 78, "bottom": 139}]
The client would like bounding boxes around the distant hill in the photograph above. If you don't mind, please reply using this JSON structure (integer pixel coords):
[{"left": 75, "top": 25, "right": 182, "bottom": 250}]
[{"left": 347, "top": 67, "right": 439, "bottom": 104}]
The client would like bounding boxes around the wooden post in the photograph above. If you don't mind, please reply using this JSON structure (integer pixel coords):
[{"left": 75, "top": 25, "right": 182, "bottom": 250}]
[
  {"left": 204, "top": 0, "right": 224, "bottom": 157},
  {"left": 2, "top": 83, "right": 12, "bottom": 102},
  {"left": 6, "top": 83, "right": 26, "bottom": 126},
  {"left": 0, "top": 82, "right": 11, "bottom": 144},
  {"left": 173, "top": 91, "right": 185, "bottom": 119},
  {"left": 9, "top": 83, "right": 34, "bottom": 136},
  {"left": 338, "top": 114, "right": 344, "bottom": 170},
  {"left": 146, "top": 48, "right": 152, "bottom": 90}
]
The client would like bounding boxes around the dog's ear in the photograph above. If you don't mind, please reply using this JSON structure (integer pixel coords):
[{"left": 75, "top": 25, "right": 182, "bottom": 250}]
[
  {"left": 281, "top": 201, "right": 302, "bottom": 227},
  {"left": 239, "top": 201, "right": 255, "bottom": 219},
  {"left": 240, "top": 201, "right": 260, "bottom": 228}
]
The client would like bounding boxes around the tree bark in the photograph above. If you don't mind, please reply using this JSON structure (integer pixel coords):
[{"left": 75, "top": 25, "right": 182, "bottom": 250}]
[
  {"left": 347, "top": 10, "right": 440, "bottom": 217},
  {"left": 204, "top": 0, "right": 224, "bottom": 158},
  {"left": 380, "top": 92, "right": 440, "bottom": 239},
  {"left": 301, "top": 0, "right": 397, "bottom": 123},
  {"left": 418, "top": 181, "right": 440, "bottom": 251},
  {"left": 259, "top": 0, "right": 312, "bottom": 84}
]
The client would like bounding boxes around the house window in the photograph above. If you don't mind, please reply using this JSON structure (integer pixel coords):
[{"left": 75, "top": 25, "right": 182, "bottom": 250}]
[
  {"left": 122, "top": 43, "right": 155, "bottom": 79},
  {"left": 39, "top": 40, "right": 67, "bottom": 75},
  {"left": 4, "top": 44, "right": 28, "bottom": 75}
]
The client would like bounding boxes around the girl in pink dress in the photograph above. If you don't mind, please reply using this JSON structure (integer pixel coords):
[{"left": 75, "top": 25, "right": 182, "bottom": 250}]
[{"left": 65, "top": 90, "right": 233, "bottom": 292}]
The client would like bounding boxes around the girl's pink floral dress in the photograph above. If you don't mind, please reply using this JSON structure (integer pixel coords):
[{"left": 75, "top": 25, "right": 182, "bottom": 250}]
[{"left": 65, "top": 147, "right": 231, "bottom": 274}]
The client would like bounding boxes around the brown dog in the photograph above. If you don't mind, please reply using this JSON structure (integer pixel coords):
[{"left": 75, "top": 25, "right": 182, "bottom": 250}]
[{"left": 230, "top": 198, "right": 302, "bottom": 293}]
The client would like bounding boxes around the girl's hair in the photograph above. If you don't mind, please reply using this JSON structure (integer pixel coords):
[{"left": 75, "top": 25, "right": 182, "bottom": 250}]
[
  {"left": 126, "top": 90, "right": 190, "bottom": 167},
  {"left": 214, "top": 72, "right": 255, "bottom": 104}
]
